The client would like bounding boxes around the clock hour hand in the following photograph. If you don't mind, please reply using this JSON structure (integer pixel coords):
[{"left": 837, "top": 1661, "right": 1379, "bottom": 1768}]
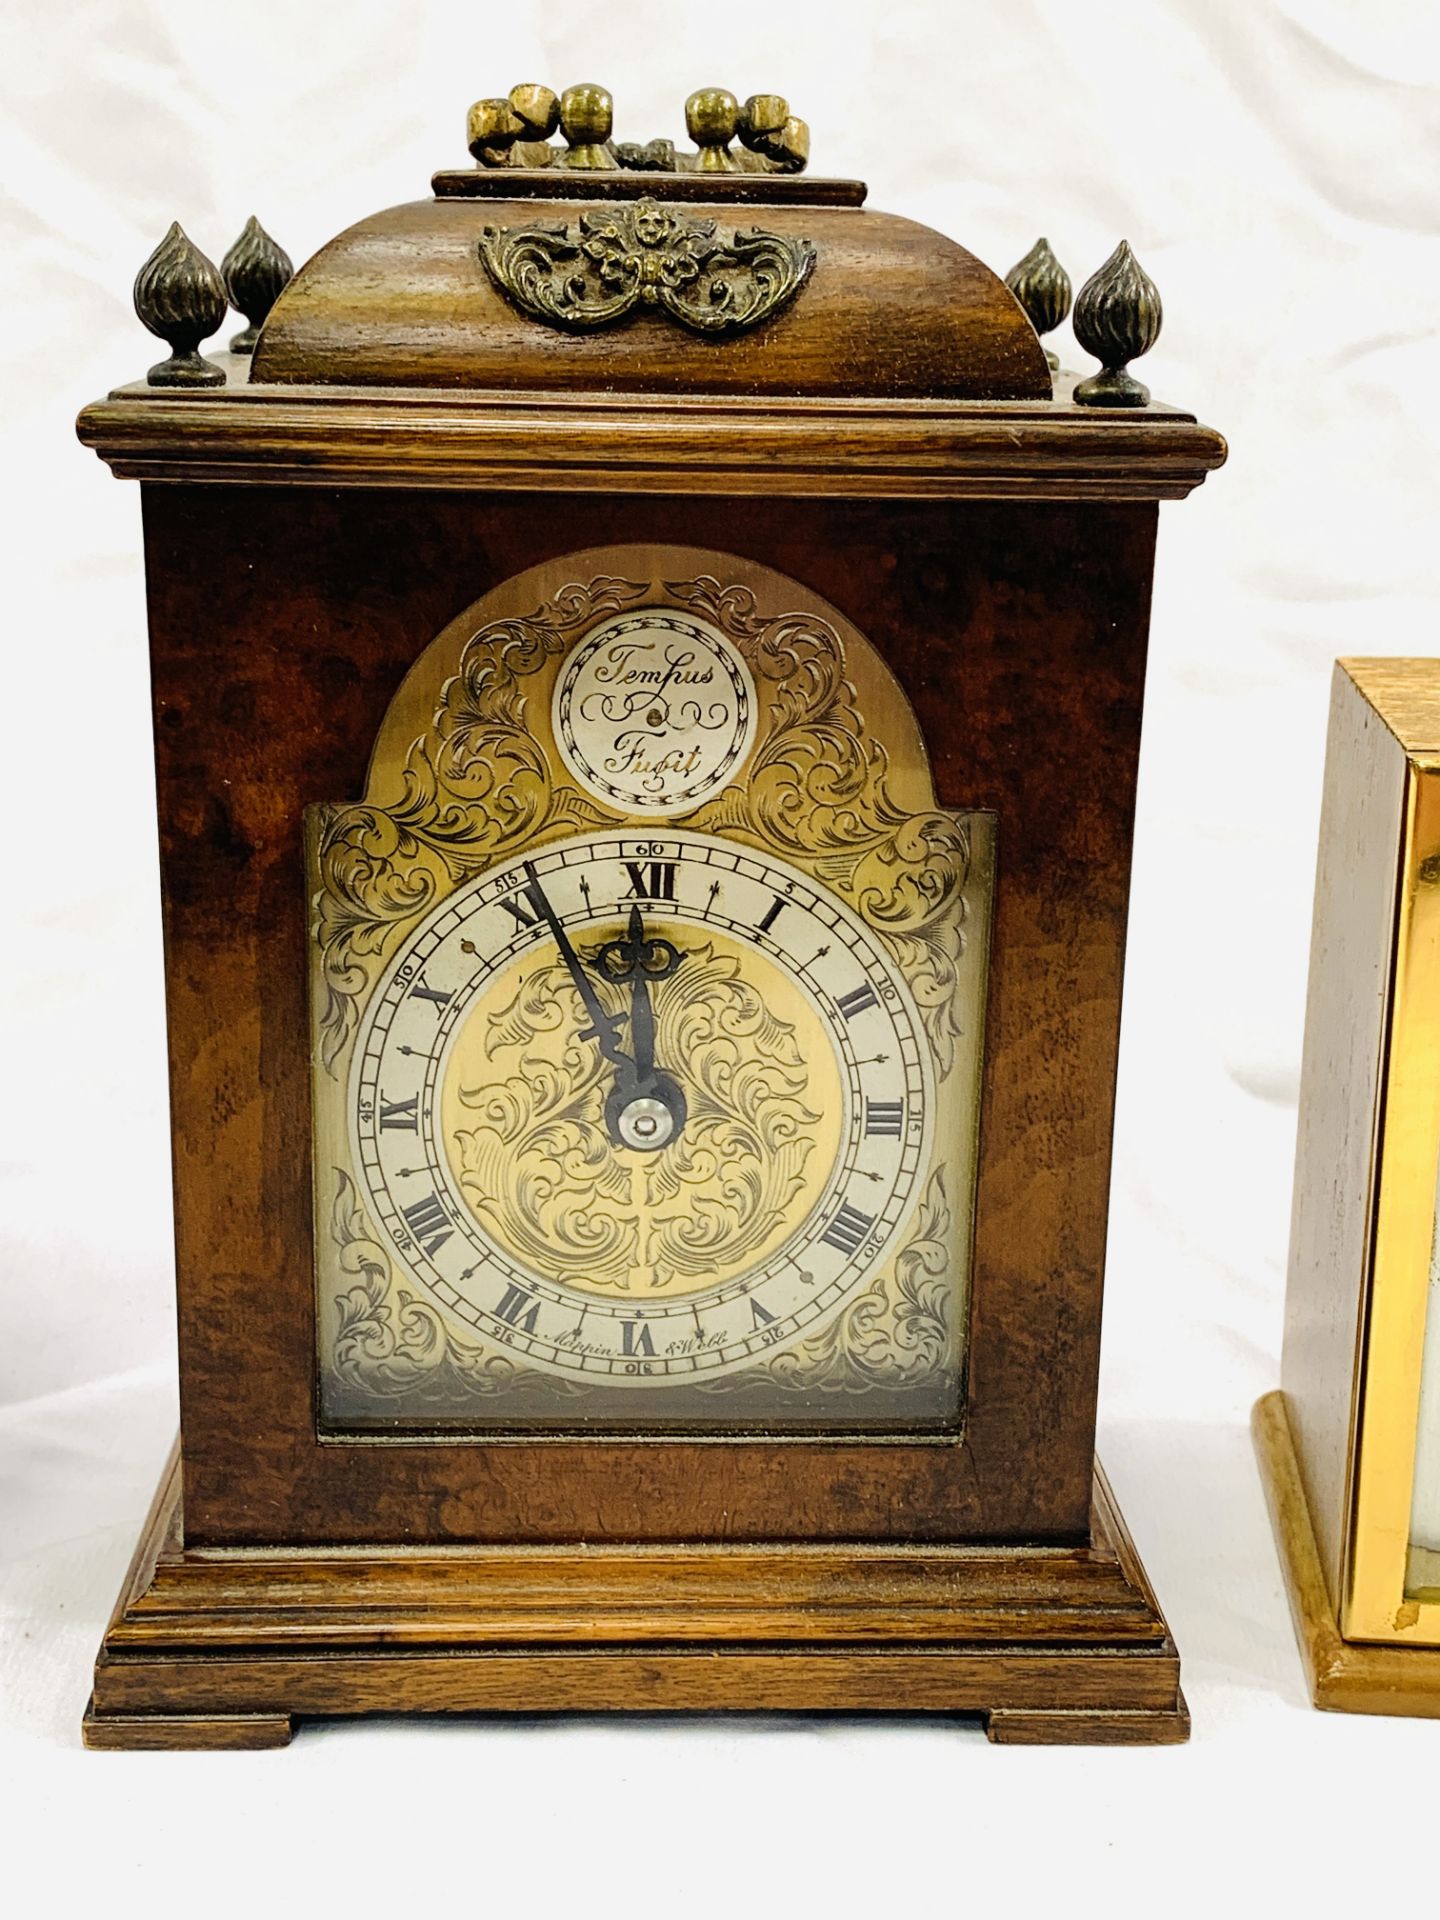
[
  {"left": 621, "top": 905, "right": 664, "bottom": 1081},
  {"left": 521, "top": 862, "right": 630, "bottom": 1070},
  {"left": 592, "top": 904, "right": 688, "bottom": 1153}
]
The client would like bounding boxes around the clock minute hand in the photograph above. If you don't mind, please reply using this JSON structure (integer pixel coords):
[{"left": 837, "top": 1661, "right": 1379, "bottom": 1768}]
[{"left": 521, "top": 862, "right": 631, "bottom": 1070}]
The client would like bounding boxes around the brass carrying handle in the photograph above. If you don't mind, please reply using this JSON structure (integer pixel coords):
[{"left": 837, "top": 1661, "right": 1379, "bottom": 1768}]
[{"left": 466, "top": 83, "right": 809, "bottom": 175}]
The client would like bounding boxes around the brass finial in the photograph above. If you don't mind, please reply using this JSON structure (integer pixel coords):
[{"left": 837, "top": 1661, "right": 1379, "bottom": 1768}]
[
  {"left": 133, "top": 223, "right": 228, "bottom": 387},
  {"left": 558, "top": 83, "right": 616, "bottom": 169},
  {"left": 738, "top": 95, "right": 810, "bottom": 173},
  {"left": 1004, "top": 238, "right": 1072, "bottom": 372},
  {"left": 221, "top": 216, "right": 293, "bottom": 355},
  {"left": 1073, "top": 242, "right": 1163, "bottom": 407},
  {"left": 685, "top": 88, "right": 741, "bottom": 172}
]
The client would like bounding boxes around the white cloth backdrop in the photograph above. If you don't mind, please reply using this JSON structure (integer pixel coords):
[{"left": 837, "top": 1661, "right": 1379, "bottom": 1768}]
[{"left": 4, "top": 0, "right": 1440, "bottom": 1908}]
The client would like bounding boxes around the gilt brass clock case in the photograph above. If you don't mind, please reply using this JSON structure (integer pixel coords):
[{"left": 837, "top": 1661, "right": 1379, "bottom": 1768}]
[
  {"left": 77, "top": 128, "right": 1224, "bottom": 1745},
  {"left": 1259, "top": 661, "right": 1440, "bottom": 1715}
]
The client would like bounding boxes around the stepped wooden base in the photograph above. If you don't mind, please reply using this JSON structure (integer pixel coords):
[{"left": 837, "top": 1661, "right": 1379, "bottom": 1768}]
[
  {"left": 1253, "top": 1389, "right": 1440, "bottom": 1717},
  {"left": 84, "top": 1443, "right": 1187, "bottom": 1749}
]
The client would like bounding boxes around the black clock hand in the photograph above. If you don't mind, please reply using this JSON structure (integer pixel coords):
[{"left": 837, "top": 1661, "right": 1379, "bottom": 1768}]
[
  {"left": 521, "top": 862, "right": 631, "bottom": 1070},
  {"left": 592, "top": 904, "right": 687, "bottom": 1151},
  {"left": 622, "top": 905, "right": 660, "bottom": 1081}
]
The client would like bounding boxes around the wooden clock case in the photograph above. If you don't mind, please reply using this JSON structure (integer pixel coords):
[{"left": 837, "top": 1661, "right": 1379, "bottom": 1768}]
[{"left": 78, "top": 164, "right": 1225, "bottom": 1748}]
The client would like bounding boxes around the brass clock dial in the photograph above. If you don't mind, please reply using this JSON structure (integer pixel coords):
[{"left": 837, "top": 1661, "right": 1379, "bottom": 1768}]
[
  {"left": 309, "top": 548, "right": 994, "bottom": 1430},
  {"left": 353, "top": 831, "right": 931, "bottom": 1385}
]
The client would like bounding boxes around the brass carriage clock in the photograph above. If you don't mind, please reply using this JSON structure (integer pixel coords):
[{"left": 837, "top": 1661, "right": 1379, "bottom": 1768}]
[
  {"left": 1258, "top": 661, "right": 1440, "bottom": 1716},
  {"left": 78, "top": 84, "right": 1224, "bottom": 1747}
]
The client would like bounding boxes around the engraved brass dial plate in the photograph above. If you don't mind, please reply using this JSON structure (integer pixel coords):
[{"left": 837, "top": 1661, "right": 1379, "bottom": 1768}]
[{"left": 308, "top": 547, "right": 994, "bottom": 1431}]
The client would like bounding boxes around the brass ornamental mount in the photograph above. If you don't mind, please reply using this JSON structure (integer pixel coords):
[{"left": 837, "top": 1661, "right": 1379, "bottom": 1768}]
[
  {"left": 478, "top": 197, "right": 817, "bottom": 336},
  {"left": 467, "top": 81, "right": 810, "bottom": 175}
]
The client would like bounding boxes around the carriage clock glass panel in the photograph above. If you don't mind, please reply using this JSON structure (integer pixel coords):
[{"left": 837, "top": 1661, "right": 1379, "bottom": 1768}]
[
  {"left": 1409, "top": 1160, "right": 1440, "bottom": 1596},
  {"left": 308, "top": 548, "right": 995, "bottom": 1431}
]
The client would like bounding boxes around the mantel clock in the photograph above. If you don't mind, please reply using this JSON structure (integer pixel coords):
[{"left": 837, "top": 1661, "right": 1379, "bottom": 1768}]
[{"left": 78, "top": 83, "right": 1225, "bottom": 1748}]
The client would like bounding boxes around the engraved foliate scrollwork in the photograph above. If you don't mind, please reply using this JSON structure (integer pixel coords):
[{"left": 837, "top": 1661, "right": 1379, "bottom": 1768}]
[
  {"left": 700, "top": 1167, "right": 954, "bottom": 1396},
  {"left": 447, "top": 940, "right": 831, "bottom": 1295},
  {"left": 665, "top": 576, "right": 972, "bottom": 1074},
  {"left": 313, "top": 576, "right": 644, "bottom": 1070},
  {"left": 432, "top": 577, "right": 647, "bottom": 795},
  {"left": 328, "top": 1170, "right": 580, "bottom": 1402}
]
